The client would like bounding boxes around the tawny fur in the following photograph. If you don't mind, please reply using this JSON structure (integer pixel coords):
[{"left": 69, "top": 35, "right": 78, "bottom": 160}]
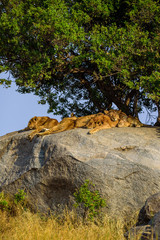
[
  {"left": 84, "top": 113, "right": 104, "bottom": 129},
  {"left": 127, "top": 115, "right": 144, "bottom": 127},
  {"left": 38, "top": 114, "right": 98, "bottom": 136},
  {"left": 21, "top": 116, "right": 58, "bottom": 140},
  {"left": 86, "top": 113, "right": 120, "bottom": 134},
  {"left": 118, "top": 112, "right": 130, "bottom": 127},
  {"left": 22, "top": 109, "right": 144, "bottom": 139},
  {"left": 118, "top": 112, "right": 143, "bottom": 127},
  {"left": 105, "top": 109, "right": 121, "bottom": 121},
  {"left": 75, "top": 114, "right": 97, "bottom": 128},
  {"left": 38, "top": 116, "right": 77, "bottom": 136}
]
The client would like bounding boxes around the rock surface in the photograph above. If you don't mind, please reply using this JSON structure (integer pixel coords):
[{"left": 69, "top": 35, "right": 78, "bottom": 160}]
[
  {"left": 138, "top": 192, "right": 160, "bottom": 225},
  {"left": 0, "top": 127, "right": 160, "bottom": 218},
  {"left": 127, "top": 192, "right": 160, "bottom": 239}
]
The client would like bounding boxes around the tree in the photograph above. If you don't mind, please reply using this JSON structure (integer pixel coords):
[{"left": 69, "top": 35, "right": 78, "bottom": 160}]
[{"left": 0, "top": 0, "right": 160, "bottom": 123}]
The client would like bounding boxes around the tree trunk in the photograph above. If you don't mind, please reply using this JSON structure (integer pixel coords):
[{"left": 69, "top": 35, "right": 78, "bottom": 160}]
[{"left": 133, "top": 91, "right": 139, "bottom": 118}]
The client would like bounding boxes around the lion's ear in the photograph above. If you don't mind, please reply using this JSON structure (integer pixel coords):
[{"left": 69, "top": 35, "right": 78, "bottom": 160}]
[
  {"left": 104, "top": 110, "right": 109, "bottom": 115},
  {"left": 118, "top": 110, "right": 122, "bottom": 113},
  {"left": 33, "top": 116, "right": 38, "bottom": 122}
]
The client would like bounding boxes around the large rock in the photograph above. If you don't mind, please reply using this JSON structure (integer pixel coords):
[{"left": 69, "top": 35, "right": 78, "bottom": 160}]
[
  {"left": 138, "top": 192, "right": 160, "bottom": 225},
  {"left": 126, "top": 192, "right": 160, "bottom": 239},
  {"left": 0, "top": 127, "right": 160, "bottom": 218}
]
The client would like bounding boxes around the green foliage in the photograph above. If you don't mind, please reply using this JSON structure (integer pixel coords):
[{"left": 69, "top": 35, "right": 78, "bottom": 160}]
[
  {"left": 0, "top": 192, "right": 9, "bottom": 211},
  {"left": 73, "top": 180, "right": 106, "bottom": 221},
  {"left": 0, "top": 189, "right": 27, "bottom": 214},
  {"left": 0, "top": 78, "right": 11, "bottom": 88},
  {"left": 0, "top": 0, "right": 160, "bottom": 120},
  {"left": 14, "top": 189, "right": 26, "bottom": 205}
]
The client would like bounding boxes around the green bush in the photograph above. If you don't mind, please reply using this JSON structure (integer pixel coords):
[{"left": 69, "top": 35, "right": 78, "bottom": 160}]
[
  {"left": 0, "top": 189, "right": 27, "bottom": 215},
  {"left": 14, "top": 189, "right": 26, "bottom": 205},
  {"left": 0, "top": 192, "right": 9, "bottom": 211},
  {"left": 73, "top": 180, "right": 106, "bottom": 222}
]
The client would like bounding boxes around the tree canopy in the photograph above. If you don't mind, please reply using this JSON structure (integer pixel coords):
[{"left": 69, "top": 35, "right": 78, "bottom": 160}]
[{"left": 0, "top": 0, "right": 160, "bottom": 122}]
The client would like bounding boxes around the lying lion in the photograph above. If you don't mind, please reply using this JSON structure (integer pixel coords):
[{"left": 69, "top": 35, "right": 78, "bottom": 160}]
[
  {"left": 37, "top": 112, "right": 118, "bottom": 137},
  {"left": 117, "top": 112, "right": 130, "bottom": 127},
  {"left": 86, "top": 109, "right": 144, "bottom": 133},
  {"left": 127, "top": 115, "right": 144, "bottom": 127},
  {"left": 20, "top": 116, "right": 58, "bottom": 140},
  {"left": 37, "top": 115, "right": 77, "bottom": 137},
  {"left": 117, "top": 112, "right": 144, "bottom": 128},
  {"left": 22, "top": 109, "right": 145, "bottom": 140},
  {"left": 86, "top": 110, "right": 121, "bottom": 134},
  {"left": 22, "top": 114, "right": 97, "bottom": 140},
  {"left": 37, "top": 114, "right": 97, "bottom": 137}
]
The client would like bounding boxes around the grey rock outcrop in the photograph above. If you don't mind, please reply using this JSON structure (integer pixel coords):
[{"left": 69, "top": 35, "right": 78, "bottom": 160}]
[
  {"left": 0, "top": 127, "right": 160, "bottom": 218},
  {"left": 138, "top": 192, "right": 160, "bottom": 225},
  {"left": 126, "top": 192, "right": 160, "bottom": 239},
  {"left": 151, "top": 211, "right": 160, "bottom": 239}
]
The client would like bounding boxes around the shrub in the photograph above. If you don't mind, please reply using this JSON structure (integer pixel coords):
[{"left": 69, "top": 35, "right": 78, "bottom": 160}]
[
  {"left": 73, "top": 180, "right": 106, "bottom": 222},
  {"left": 0, "top": 192, "right": 9, "bottom": 211},
  {"left": 0, "top": 189, "right": 27, "bottom": 215},
  {"left": 14, "top": 189, "right": 26, "bottom": 205}
]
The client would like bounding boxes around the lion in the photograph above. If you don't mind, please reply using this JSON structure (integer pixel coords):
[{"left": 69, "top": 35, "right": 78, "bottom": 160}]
[
  {"left": 74, "top": 114, "right": 97, "bottom": 128},
  {"left": 86, "top": 109, "right": 143, "bottom": 133},
  {"left": 37, "top": 115, "right": 77, "bottom": 137},
  {"left": 127, "top": 115, "right": 144, "bottom": 127},
  {"left": 86, "top": 112, "right": 120, "bottom": 134},
  {"left": 20, "top": 116, "right": 59, "bottom": 140},
  {"left": 104, "top": 109, "right": 121, "bottom": 121},
  {"left": 32, "top": 110, "right": 122, "bottom": 137},
  {"left": 84, "top": 113, "right": 104, "bottom": 129},
  {"left": 22, "top": 109, "right": 146, "bottom": 140},
  {"left": 117, "top": 112, "right": 144, "bottom": 128},
  {"left": 36, "top": 112, "right": 105, "bottom": 137},
  {"left": 104, "top": 110, "right": 144, "bottom": 128},
  {"left": 117, "top": 112, "right": 130, "bottom": 127},
  {"left": 37, "top": 113, "right": 101, "bottom": 137}
]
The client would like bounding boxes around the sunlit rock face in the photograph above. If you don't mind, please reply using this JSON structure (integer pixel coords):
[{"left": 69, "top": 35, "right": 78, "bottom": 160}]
[{"left": 0, "top": 126, "right": 160, "bottom": 218}]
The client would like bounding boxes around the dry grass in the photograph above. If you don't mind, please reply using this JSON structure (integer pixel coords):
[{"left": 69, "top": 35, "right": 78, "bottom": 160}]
[
  {"left": 0, "top": 192, "right": 156, "bottom": 240},
  {"left": 0, "top": 210, "right": 126, "bottom": 240}
]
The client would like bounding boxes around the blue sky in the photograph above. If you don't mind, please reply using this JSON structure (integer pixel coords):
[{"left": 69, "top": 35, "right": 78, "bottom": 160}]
[
  {"left": 0, "top": 74, "right": 61, "bottom": 136},
  {"left": 0, "top": 73, "right": 157, "bottom": 136}
]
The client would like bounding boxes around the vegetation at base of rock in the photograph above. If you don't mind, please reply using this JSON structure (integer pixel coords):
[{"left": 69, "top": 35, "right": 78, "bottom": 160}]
[
  {"left": 0, "top": 190, "right": 124, "bottom": 239},
  {"left": 0, "top": 0, "right": 160, "bottom": 123},
  {"left": 0, "top": 210, "right": 126, "bottom": 240},
  {"left": 0, "top": 190, "right": 158, "bottom": 240},
  {"left": 0, "top": 189, "right": 28, "bottom": 215},
  {"left": 14, "top": 189, "right": 26, "bottom": 205},
  {"left": 73, "top": 179, "right": 106, "bottom": 222}
]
